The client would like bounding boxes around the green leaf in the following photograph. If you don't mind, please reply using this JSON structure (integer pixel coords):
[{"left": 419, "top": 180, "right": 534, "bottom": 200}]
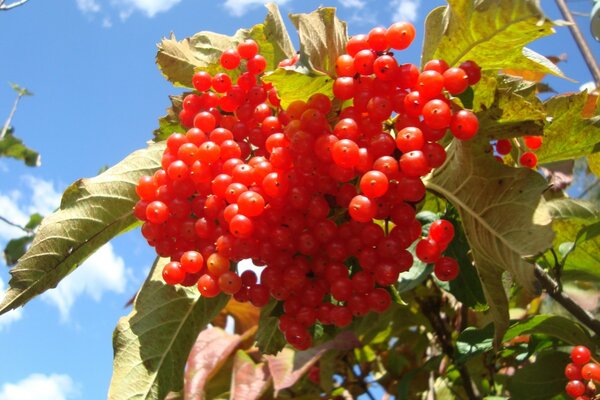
[
  {"left": 504, "top": 315, "right": 596, "bottom": 350},
  {"left": 230, "top": 350, "right": 271, "bottom": 400},
  {"left": 3, "top": 236, "right": 33, "bottom": 267},
  {"left": 435, "top": 210, "right": 487, "bottom": 311},
  {"left": 3, "top": 214, "right": 43, "bottom": 266},
  {"left": 476, "top": 75, "right": 545, "bottom": 140},
  {"left": 0, "top": 131, "right": 40, "bottom": 167},
  {"left": 536, "top": 92, "right": 600, "bottom": 164},
  {"left": 456, "top": 324, "right": 494, "bottom": 364},
  {"left": 541, "top": 198, "right": 600, "bottom": 281},
  {"left": 156, "top": 4, "right": 294, "bottom": 88},
  {"left": 425, "top": 136, "right": 554, "bottom": 343},
  {"left": 422, "top": 0, "right": 562, "bottom": 77},
  {"left": 0, "top": 142, "right": 165, "bottom": 316},
  {"left": 289, "top": 7, "right": 348, "bottom": 76},
  {"left": 154, "top": 94, "right": 188, "bottom": 141},
  {"left": 184, "top": 328, "right": 243, "bottom": 400},
  {"left": 543, "top": 198, "right": 600, "bottom": 221},
  {"left": 109, "top": 257, "right": 229, "bottom": 400},
  {"left": 9, "top": 83, "right": 33, "bottom": 97},
  {"left": 255, "top": 299, "right": 286, "bottom": 355},
  {"left": 508, "top": 351, "right": 569, "bottom": 400},
  {"left": 553, "top": 219, "right": 600, "bottom": 281},
  {"left": 262, "top": 68, "right": 334, "bottom": 109}
]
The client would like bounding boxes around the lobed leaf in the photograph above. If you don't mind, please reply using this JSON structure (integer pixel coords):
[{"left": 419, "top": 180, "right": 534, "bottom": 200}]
[
  {"left": 536, "top": 92, "right": 600, "bottom": 164},
  {"left": 262, "top": 67, "right": 334, "bottom": 109},
  {"left": 230, "top": 351, "right": 271, "bottom": 400},
  {"left": 0, "top": 142, "right": 165, "bottom": 316},
  {"left": 154, "top": 94, "right": 188, "bottom": 141},
  {"left": 422, "top": 0, "right": 562, "bottom": 77},
  {"left": 425, "top": 136, "right": 554, "bottom": 343},
  {"left": 476, "top": 75, "right": 545, "bottom": 140},
  {"left": 109, "top": 257, "right": 229, "bottom": 400},
  {"left": 156, "top": 4, "right": 294, "bottom": 88},
  {"left": 184, "top": 327, "right": 244, "bottom": 400},
  {"left": 265, "top": 330, "right": 359, "bottom": 396},
  {"left": 289, "top": 7, "right": 348, "bottom": 76}
]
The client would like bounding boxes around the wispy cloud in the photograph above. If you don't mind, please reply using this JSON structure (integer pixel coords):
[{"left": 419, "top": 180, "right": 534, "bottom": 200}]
[
  {"left": 112, "top": 0, "right": 182, "bottom": 19},
  {"left": 391, "top": 0, "right": 421, "bottom": 23},
  {"left": 337, "top": 0, "right": 366, "bottom": 9},
  {"left": 0, "top": 373, "right": 78, "bottom": 400},
  {"left": 42, "top": 243, "right": 128, "bottom": 320},
  {"left": 76, "top": 0, "right": 101, "bottom": 13},
  {"left": 223, "top": 0, "right": 289, "bottom": 17}
]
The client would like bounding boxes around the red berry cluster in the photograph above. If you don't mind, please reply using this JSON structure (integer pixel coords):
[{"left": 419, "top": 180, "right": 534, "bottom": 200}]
[
  {"left": 565, "top": 346, "right": 600, "bottom": 399},
  {"left": 493, "top": 135, "right": 542, "bottom": 168},
  {"left": 134, "top": 22, "right": 480, "bottom": 350}
]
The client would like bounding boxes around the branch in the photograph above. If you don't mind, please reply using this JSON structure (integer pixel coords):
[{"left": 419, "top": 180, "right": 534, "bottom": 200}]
[
  {"left": 418, "top": 294, "right": 479, "bottom": 400},
  {"left": 534, "top": 264, "right": 600, "bottom": 337},
  {"left": 0, "top": 215, "right": 31, "bottom": 234},
  {"left": 0, "top": 0, "right": 29, "bottom": 10},
  {"left": 343, "top": 357, "right": 376, "bottom": 400},
  {"left": 555, "top": 0, "right": 600, "bottom": 87},
  {"left": 0, "top": 92, "right": 23, "bottom": 141}
]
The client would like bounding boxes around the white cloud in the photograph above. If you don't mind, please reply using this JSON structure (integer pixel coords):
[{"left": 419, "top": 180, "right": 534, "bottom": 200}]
[
  {"left": 42, "top": 243, "right": 128, "bottom": 320},
  {"left": 0, "top": 276, "right": 23, "bottom": 332},
  {"left": 102, "top": 17, "right": 113, "bottom": 28},
  {"left": 338, "top": 0, "right": 365, "bottom": 9},
  {"left": 76, "top": 0, "right": 101, "bottom": 13},
  {"left": 0, "top": 373, "right": 78, "bottom": 400},
  {"left": 0, "top": 176, "right": 61, "bottom": 241},
  {"left": 23, "top": 176, "right": 62, "bottom": 216},
  {"left": 391, "top": 0, "right": 421, "bottom": 23},
  {"left": 223, "top": 0, "right": 289, "bottom": 17},
  {"left": 112, "top": 0, "right": 181, "bottom": 18},
  {"left": 0, "top": 191, "right": 28, "bottom": 241}
]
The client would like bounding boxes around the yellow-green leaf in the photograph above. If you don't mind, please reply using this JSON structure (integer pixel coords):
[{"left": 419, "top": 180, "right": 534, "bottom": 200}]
[
  {"left": 262, "top": 67, "right": 334, "bottom": 109},
  {"left": 536, "top": 92, "right": 600, "bottom": 164},
  {"left": 0, "top": 142, "right": 164, "bottom": 316},
  {"left": 289, "top": 7, "right": 348, "bottom": 76},
  {"left": 109, "top": 257, "right": 229, "bottom": 400},
  {"left": 425, "top": 136, "right": 554, "bottom": 342},
  {"left": 422, "top": 0, "right": 562, "bottom": 77},
  {"left": 156, "top": 4, "right": 294, "bottom": 88}
]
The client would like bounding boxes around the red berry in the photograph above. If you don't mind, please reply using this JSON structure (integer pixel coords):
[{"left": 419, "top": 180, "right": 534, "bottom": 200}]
[{"left": 571, "top": 346, "right": 592, "bottom": 366}]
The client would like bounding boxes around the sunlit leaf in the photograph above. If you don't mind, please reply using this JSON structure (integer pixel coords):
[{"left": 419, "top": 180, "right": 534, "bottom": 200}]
[
  {"left": 422, "top": 0, "right": 562, "bottom": 78},
  {"left": 289, "top": 7, "right": 348, "bottom": 76},
  {"left": 156, "top": 4, "right": 294, "bottom": 88},
  {"left": 0, "top": 142, "right": 164, "bottom": 316},
  {"left": 109, "top": 257, "right": 228, "bottom": 400},
  {"left": 262, "top": 67, "right": 334, "bottom": 109},
  {"left": 426, "top": 136, "right": 554, "bottom": 342},
  {"left": 536, "top": 92, "right": 600, "bottom": 164}
]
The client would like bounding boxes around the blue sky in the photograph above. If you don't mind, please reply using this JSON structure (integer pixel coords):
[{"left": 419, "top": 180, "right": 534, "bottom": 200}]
[{"left": 0, "top": 0, "right": 598, "bottom": 399}]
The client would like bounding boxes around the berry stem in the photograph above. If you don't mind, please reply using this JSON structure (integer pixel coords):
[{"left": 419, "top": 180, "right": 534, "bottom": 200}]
[{"left": 534, "top": 264, "right": 600, "bottom": 337}]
